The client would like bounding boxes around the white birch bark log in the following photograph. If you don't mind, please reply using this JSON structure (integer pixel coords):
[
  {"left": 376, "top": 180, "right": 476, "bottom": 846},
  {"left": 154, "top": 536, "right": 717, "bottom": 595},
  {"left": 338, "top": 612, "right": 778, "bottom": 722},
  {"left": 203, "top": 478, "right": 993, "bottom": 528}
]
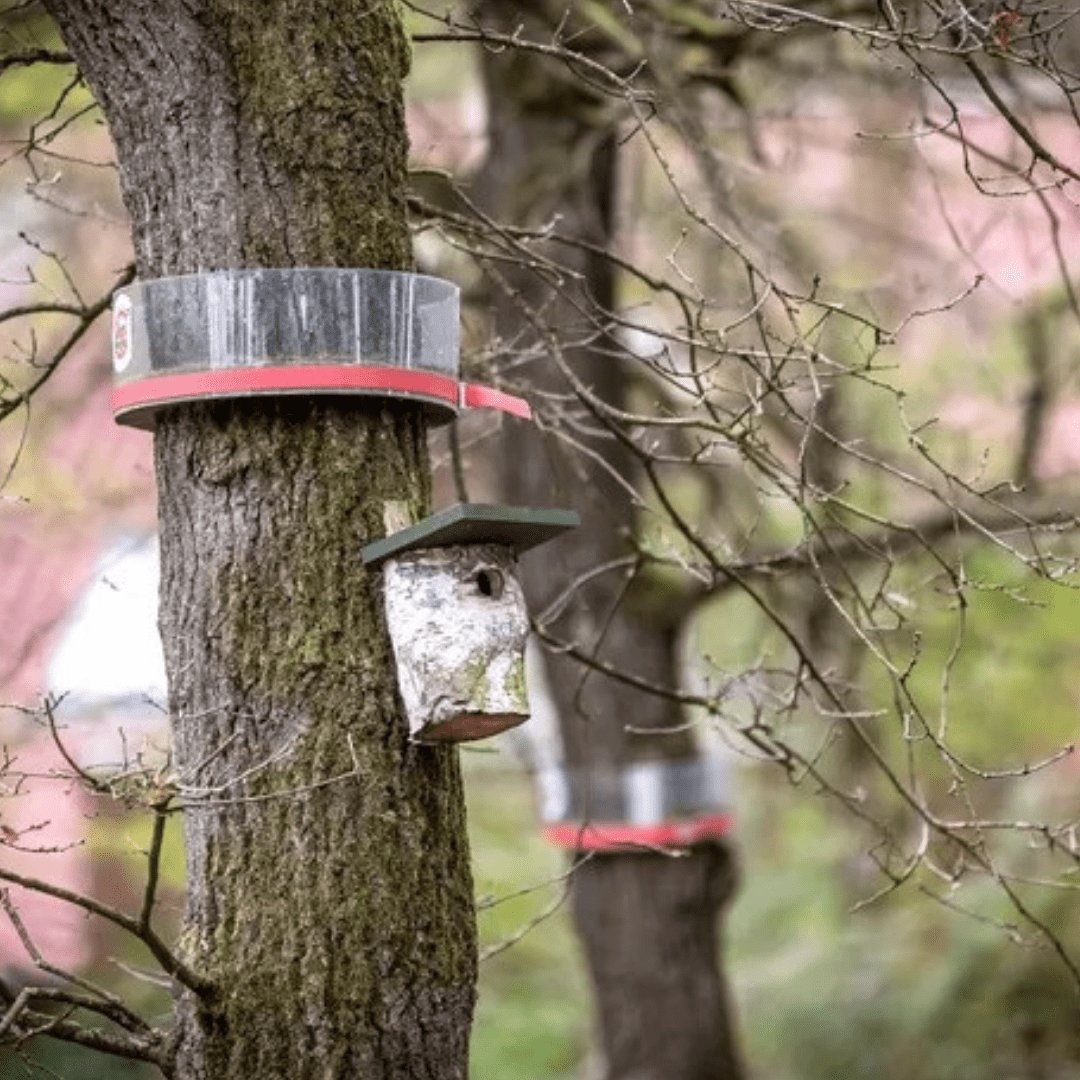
[{"left": 381, "top": 543, "right": 530, "bottom": 741}]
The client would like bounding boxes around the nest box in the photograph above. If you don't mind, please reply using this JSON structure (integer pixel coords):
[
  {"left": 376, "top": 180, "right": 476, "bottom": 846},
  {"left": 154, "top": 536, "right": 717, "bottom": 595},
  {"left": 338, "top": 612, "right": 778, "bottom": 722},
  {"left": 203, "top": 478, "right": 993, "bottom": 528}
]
[
  {"left": 362, "top": 504, "right": 578, "bottom": 743},
  {"left": 110, "top": 268, "right": 529, "bottom": 427}
]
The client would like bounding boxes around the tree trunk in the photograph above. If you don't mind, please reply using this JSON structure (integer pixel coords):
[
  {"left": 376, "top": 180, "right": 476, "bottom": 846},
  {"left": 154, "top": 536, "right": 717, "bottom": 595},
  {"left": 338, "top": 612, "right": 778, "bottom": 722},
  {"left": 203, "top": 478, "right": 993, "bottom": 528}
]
[
  {"left": 573, "top": 849, "right": 743, "bottom": 1080},
  {"left": 471, "top": 6, "right": 745, "bottom": 1079},
  {"left": 40, "top": 3, "right": 477, "bottom": 1078}
]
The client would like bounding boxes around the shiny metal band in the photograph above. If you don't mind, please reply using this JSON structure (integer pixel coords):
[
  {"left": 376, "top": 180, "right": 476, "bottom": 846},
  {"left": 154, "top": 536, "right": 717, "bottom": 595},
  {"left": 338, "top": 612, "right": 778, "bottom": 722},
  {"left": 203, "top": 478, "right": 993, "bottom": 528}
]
[{"left": 110, "top": 269, "right": 528, "bottom": 428}]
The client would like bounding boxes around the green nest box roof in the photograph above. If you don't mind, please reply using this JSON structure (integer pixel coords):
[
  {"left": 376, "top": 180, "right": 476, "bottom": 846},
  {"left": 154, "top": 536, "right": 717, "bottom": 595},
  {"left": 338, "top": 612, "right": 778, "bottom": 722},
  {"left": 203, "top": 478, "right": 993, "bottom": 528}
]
[{"left": 361, "top": 503, "right": 579, "bottom": 568}]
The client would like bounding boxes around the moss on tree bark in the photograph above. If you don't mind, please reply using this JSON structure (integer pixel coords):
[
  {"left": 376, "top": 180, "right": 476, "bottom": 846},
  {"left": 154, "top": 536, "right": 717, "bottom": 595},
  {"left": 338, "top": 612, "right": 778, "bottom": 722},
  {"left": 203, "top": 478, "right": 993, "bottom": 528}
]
[{"left": 39, "top": 2, "right": 477, "bottom": 1077}]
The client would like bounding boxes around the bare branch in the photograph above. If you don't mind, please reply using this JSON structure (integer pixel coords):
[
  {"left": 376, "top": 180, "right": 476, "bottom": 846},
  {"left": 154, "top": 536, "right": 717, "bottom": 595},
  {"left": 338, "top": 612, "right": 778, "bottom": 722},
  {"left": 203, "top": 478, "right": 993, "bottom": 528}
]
[
  {"left": 0, "top": 867, "right": 211, "bottom": 996},
  {"left": 0, "top": 889, "right": 153, "bottom": 1035},
  {"left": 0, "top": 263, "right": 135, "bottom": 427},
  {"left": 0, "top": 47, "right": 72, "bottom": 76}
]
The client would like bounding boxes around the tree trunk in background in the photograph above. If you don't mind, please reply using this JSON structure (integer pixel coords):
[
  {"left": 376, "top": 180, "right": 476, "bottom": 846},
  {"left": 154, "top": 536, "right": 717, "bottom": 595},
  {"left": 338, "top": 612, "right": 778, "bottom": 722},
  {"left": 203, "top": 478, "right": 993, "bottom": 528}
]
[
  {"left": 473, "top": 6, "right": 745, "bottom": 1079},
  {"left": 41, "top": 3, "right": 477, "bottom": 1078}
]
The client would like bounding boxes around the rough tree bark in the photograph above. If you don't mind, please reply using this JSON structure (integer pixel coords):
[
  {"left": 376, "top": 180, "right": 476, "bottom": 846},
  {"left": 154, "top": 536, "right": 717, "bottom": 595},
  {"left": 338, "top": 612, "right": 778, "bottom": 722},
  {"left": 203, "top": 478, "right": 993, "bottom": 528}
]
[
  {"left": 471, "top": 6, "right": 745, "bottom": 1079},
  {"left": 40, "top": 3, "right": 477, "bottom": 1079}
]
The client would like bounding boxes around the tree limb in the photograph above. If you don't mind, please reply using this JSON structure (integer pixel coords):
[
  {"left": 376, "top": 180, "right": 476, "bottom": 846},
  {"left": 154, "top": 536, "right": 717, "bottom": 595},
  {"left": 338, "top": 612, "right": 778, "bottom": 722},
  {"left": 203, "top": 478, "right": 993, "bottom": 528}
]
[
  {"left": 0, "top": 868, "right": 211, "bottom": 996},
  {"left": 0, "top": 48, "right": 73, "bottom": 76},
  {"left": 0, "top": 263, "right": 135, "bottom": 427}
]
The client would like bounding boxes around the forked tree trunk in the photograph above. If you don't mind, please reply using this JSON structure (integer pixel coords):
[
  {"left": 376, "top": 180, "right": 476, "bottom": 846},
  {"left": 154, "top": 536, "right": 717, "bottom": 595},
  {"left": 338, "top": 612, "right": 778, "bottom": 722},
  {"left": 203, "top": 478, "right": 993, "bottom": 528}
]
[
  {"left": 472, "top": 5, "right": 745, "bottom": 1079},
  {"left": 40, "top": 3, "right": 477, "bottom": 1078}
]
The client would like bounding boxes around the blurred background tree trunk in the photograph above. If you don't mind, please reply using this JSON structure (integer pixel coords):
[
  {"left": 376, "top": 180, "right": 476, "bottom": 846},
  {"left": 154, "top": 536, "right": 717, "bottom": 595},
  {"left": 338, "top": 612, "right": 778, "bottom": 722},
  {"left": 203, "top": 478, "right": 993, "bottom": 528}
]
[{"left": 472, "top": 5, "right": 745, "bottom": 1078}]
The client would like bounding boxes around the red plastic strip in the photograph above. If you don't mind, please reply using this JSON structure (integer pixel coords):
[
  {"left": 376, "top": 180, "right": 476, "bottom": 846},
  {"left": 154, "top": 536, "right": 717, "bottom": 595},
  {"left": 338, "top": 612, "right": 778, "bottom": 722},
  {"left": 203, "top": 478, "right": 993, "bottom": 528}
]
[
  {"left": 543, "top": 813, "right": 735, "bottom": 852},
  {"left": 112, "top": 365, "right": 461, "bottom": 415},
  {"left": 461, "top": 383, "right": 532, "bottom": 420}
]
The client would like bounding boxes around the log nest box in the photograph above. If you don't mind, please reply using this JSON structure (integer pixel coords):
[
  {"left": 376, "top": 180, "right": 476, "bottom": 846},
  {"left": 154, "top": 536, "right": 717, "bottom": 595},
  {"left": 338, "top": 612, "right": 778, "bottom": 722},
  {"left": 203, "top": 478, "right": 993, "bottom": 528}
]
[{"left": 362, "top": 505, "right": 577, "bottom": 743}]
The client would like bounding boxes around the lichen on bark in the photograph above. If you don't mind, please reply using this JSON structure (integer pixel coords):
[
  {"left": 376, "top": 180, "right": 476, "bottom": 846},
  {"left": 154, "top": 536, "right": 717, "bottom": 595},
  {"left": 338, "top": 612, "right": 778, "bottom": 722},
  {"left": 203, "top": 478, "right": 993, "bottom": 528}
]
[{"left": 156, "top": 400, "right": 476, "bottom": 1080}]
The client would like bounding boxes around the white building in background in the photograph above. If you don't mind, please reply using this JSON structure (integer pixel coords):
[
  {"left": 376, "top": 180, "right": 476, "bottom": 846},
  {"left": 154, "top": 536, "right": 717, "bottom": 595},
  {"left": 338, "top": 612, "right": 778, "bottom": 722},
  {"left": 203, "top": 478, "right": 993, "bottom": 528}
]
[
  {"left": 1, "top": 534, "right": 168, "bottom": 975},
  {"left": 48, "top": 534, "right": 168, "bottom": 730}
]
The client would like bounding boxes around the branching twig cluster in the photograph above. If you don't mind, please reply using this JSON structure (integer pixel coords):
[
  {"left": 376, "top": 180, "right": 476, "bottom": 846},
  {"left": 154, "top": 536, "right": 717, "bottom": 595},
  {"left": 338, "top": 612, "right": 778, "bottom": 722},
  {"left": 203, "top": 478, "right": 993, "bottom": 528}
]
[{"left": 407, "top": 0, "right": 1080, "bottom": 984}]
